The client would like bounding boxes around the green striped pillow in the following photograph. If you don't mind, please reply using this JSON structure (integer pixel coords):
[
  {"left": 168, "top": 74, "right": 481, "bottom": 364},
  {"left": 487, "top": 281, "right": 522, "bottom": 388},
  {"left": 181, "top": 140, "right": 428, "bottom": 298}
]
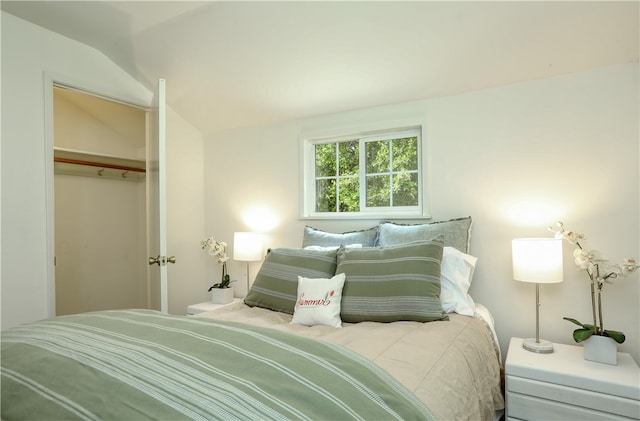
[
  {"left": 337, "top": 238, "right": 448, "bottom": 323},
  {"left": 244, "top": 248, "right": 338, "bottom": 314}
]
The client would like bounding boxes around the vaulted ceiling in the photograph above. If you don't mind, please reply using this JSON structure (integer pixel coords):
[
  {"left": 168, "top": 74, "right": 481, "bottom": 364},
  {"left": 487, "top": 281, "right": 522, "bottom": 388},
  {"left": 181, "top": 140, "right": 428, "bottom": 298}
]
[{"left": 2, "top": 1, "right": 638, "bottom": 135}]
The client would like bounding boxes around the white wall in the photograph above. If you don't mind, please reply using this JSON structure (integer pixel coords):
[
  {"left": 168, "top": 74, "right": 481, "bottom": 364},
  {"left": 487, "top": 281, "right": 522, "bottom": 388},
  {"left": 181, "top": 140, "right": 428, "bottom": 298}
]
[
  {"left": 204, "top": 63, "right": 639, "bottom": 363},
  {"left": 1, "top": 12, "right": 206, "bottom": 326}
]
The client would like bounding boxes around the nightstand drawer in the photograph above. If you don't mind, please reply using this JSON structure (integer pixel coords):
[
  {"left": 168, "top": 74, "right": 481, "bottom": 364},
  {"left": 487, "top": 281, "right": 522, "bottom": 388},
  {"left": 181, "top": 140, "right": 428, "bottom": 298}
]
[
  {"left": 507, "top": 391, "right": 632, "bottom": 420},
  {"left": 507, "top": 375, "right": 640, "bottom": 419}
]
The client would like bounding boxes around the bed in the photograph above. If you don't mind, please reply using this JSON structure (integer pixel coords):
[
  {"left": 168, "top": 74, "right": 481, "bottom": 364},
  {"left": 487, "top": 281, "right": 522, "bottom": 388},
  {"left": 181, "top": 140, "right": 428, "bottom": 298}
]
[{"left": 1, "top": 217, "right": 505, "bottom": 420}]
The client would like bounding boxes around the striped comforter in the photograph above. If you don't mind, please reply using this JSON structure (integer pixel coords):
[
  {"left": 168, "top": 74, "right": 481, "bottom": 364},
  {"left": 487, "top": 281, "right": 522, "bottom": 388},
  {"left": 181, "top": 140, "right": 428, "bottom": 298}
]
[{"left": 1, "top": 310, "right": 435, "bottom": 420}]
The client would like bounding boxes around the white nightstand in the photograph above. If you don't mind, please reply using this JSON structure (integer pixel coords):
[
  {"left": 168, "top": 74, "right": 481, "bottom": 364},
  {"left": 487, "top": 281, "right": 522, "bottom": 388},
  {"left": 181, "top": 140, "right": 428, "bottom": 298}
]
[
  {"left": 505, "top": 337, "right": 640, "bottom": 420},
  {"left": 186, "top": 298, "right": 242, "bottom": 316}
]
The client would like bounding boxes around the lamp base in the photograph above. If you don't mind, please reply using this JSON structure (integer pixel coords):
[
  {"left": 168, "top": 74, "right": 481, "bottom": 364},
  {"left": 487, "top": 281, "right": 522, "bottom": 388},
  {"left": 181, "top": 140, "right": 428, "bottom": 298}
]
[{"left": 522, "top": 337, "right": 554, "bottom": 354}]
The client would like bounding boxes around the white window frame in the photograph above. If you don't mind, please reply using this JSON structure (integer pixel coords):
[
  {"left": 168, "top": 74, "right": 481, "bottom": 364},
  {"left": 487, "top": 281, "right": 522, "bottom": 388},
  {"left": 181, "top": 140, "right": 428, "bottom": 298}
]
[{"left": 300, "top": 125, "right": 430, "bottom": 219}]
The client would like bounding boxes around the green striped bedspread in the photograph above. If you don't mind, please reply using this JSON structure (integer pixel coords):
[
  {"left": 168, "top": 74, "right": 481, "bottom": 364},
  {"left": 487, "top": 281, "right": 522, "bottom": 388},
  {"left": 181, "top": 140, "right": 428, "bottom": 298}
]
[{"left": 1, "top": 310, "right": 434, "bottom": 420}]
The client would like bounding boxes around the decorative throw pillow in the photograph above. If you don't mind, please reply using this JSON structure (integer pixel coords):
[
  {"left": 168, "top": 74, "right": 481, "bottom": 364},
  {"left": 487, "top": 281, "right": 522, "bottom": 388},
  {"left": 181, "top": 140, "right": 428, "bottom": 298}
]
[
  {"left": 336, "top": 238, "right": 448, "bottom": 323},
  {"left": 244, "top": 248, "right": 337, "bottom": 314},
  {"left": 302, "top": 226, "right": 378, "bottom": 248},
  {"left": 440, "top": 246, "right": 478, "bottom": 316},
  {"left": 291, "top": 273, "right": 346, "bottom": 328},
  {"left": 377, "top": 216, "right": 472, "bottom": 253}
]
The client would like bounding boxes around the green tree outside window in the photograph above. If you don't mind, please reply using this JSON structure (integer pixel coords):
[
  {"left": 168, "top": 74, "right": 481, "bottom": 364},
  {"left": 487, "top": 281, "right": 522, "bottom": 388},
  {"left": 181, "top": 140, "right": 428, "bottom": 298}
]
[{"left": 314, "top": 133, "right": 419, "bottom": 213}]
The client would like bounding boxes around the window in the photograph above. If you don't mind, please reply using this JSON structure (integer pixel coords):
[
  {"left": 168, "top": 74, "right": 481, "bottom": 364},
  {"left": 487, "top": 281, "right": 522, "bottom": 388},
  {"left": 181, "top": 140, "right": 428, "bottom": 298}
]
[{"left": 302, "top": 126, "right": 426, "bottom": 218}]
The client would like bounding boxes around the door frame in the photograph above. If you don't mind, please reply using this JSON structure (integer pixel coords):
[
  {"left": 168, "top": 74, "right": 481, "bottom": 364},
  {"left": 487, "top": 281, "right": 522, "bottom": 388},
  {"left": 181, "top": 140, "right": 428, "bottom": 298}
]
[{"left": 43, "top": 72, "right": 150, "bottom": 318}]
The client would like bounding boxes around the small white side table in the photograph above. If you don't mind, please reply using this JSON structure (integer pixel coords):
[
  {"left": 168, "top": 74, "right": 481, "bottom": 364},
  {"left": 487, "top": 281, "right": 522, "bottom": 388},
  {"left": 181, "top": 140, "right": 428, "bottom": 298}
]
[
  {"left": 505, "top": 337, "right": 640, "bottom": 420},
  {"left": 186, "top": 298, "right": 242, "bottom": 316}
]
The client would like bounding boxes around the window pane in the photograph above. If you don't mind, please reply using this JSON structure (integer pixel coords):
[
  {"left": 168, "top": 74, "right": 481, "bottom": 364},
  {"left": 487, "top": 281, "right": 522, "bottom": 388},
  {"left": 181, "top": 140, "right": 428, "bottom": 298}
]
[
  {"left": 338, "top": 177, "right": 359, "bottom": 212},
  {"left": 306, "top": 126, "right": 422, "bottom": 216},
  {"left": 338, "top": 140, "right": 359, "bottom": 175},
  {"left": 366, "top": 140, "right": 390, "bottom": 174},
  {"left": 315, "top": 179, "right": 336, "bottom": 212},
  {"left": 315, "top": 143, "right": 336, "bottom": 177},
  {"left": 392, "top": 137, "right": 418, "bottom": 171},
  {"left": 366, "top": 175, "right": 390, "bottom": 207},
  {"left": 392, "top": 172, "right": 419, "bottom": 206}
]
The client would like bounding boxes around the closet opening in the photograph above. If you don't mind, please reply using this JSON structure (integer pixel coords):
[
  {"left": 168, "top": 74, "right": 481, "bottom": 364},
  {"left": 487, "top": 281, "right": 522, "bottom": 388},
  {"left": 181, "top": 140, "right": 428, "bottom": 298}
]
[{"left": 53, "top": 85, "right": 149, "bottom": 315}]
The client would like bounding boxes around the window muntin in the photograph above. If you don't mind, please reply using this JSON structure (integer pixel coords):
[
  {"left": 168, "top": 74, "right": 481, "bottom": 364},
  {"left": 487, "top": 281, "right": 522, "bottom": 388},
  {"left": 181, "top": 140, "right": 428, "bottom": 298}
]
[{"left": 307, "top": 127, "right": 423, "bottom": 217}]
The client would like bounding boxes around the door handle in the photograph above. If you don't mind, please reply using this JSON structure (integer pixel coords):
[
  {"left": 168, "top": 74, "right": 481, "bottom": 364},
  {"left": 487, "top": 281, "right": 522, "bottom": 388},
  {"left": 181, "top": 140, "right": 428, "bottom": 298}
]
[{"left": 148, "top": 256, "right": 176, "bottom": 266}]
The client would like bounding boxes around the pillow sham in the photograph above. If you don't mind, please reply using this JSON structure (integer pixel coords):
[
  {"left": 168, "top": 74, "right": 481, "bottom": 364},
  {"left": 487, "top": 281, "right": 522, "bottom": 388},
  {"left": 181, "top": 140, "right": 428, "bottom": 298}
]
[
  {"left": 440, "top": 246, "right": 477, "bottom": 316},
  {"left": 244, "top": 248, "right": 337, "bottom": 314},
  {"left": 302, "top": 226, "right": 378, "bottom": 248},
  {"left": 377, "top": 216, "right": 472, "bottom": 253},
  {"left": 291, "top": 273, "right": 346, "bottom": 328},
  {"left": 336, "top": 238, "right": 447, "bottom": 323},
  {"left": 304, "top": 244, "right": 362, "bottom": 251}
]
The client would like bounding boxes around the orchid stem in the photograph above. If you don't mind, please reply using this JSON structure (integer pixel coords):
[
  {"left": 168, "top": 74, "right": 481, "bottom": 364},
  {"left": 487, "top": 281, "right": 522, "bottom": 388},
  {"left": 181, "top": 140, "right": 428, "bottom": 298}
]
[
  {"left": 597, "top": 284, "right": 604, "bottom": 335},
  {"left": 590, "top": 280, "right": 598, "bottom": 335}
]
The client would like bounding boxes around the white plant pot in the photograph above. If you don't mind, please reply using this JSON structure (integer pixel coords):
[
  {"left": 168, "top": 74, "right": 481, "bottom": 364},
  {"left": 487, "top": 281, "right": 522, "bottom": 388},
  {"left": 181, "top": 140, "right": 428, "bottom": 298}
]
[
  {"left": 583, "top": 335, "right": 618, "bottom": 365},
  {"left": 211, "top": 287, "right": 234, "bottom": 304}
]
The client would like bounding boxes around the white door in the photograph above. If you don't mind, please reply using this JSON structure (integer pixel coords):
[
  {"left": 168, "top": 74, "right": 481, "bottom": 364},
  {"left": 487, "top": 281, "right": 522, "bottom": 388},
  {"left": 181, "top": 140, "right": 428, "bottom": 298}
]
[{"left": 148, "top": 79, "right": 171, "bottom": 313}]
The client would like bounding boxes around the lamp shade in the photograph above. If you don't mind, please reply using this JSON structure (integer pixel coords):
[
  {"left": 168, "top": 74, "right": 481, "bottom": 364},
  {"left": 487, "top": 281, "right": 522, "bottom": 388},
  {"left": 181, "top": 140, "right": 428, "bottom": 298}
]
[
  {"left": 512, "top": 238, "right": 563, "bottom": 284},
  {"left": 233, "top": 232, "right": 263, "bottom": 262}
]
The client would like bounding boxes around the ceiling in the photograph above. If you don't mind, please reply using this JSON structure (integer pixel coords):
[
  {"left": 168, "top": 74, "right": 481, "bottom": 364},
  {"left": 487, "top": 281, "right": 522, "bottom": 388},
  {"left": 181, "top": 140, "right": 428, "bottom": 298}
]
[{"left": 2, "top": 1, "right": 639, "bottom": 136}]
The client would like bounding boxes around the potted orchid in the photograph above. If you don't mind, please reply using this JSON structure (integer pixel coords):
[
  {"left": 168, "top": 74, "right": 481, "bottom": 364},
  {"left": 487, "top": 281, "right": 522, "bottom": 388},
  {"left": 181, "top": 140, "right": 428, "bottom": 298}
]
[
  {"left": 549, "top": 222, "right": 639, "bottom": 359},
  {"left": 201, "top": 237, "right": 235, "bottom": 303}
]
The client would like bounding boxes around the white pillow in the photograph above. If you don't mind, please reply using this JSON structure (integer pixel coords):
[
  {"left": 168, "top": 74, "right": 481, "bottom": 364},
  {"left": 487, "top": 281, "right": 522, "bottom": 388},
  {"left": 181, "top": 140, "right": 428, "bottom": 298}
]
[
  {"left": 291, "top": 273, "right": 346, "bottom": 328},
  {"left": 440, "top": 246, "right": 477, "bottom": 316}
]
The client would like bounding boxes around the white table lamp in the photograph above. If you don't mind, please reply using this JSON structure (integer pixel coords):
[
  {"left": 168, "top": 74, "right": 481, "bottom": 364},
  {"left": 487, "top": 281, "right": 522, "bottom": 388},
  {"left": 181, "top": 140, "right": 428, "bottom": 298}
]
[
  {"left": 233, "top": 232, "right": 263, "bottom": 294},
  {"left": 512, "top": 238, "right": 563, "bottom": 354}
]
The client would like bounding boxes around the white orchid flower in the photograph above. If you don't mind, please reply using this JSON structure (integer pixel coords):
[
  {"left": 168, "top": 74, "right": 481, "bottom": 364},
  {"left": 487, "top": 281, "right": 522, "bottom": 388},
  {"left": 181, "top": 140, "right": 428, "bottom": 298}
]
[{"left": 556, "top": 221, "right": 637, "bottom": 345}]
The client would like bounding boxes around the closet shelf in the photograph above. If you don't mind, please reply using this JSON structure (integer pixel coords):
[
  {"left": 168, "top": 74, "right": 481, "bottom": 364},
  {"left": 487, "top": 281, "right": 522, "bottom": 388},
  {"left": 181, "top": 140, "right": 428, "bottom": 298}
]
[{"left": 54, "top": 147, "right": 146, "bottom": 181}]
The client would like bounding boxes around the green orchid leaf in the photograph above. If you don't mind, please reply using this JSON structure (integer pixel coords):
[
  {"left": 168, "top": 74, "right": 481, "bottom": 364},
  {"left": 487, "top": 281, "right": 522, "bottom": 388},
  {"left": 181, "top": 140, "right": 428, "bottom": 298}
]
[
  {"left": 564, "top": 318, "right": 597, "bottom": 331},
  {"left": 604, "top": 330, "right": 626, "bottom": 344},
  {"left": 572, "top": 328, "right": 594, "bottom": 343},
  {"left": 563, "top": 317, "right": 585, "bottom": 327}
]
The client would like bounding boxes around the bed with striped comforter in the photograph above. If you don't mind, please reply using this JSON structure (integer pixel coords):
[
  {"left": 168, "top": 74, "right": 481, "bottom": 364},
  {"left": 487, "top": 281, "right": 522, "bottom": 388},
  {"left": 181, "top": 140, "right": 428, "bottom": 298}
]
[
  {"left": 1, "top": 309, "right": 434, "bottom": 420},
  {"left": 198, "top": 302, "right": 505, "bottom": 421}
]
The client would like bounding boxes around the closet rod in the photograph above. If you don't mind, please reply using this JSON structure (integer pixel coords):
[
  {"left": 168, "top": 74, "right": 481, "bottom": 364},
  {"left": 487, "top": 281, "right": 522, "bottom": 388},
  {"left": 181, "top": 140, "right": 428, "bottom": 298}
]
[{"left": 54, "top": 157, "right": 146, "bottom": 173}]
